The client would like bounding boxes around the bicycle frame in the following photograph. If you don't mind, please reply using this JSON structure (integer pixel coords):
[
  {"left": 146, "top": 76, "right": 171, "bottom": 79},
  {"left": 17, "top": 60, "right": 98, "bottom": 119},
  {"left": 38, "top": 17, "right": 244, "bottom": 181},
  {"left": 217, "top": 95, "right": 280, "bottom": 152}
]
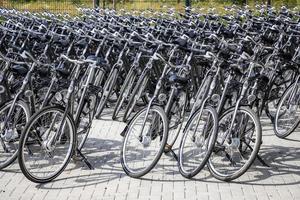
[{"left": 47, "top": 60, "right": 102, "bottom": 150}]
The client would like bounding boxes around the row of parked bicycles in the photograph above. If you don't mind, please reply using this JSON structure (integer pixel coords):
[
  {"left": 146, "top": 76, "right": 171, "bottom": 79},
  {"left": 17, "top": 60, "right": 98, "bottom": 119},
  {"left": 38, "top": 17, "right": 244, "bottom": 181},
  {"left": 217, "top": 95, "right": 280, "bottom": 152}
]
[{"left": 0, "top": 5, "right": 299, "bottom": 184}]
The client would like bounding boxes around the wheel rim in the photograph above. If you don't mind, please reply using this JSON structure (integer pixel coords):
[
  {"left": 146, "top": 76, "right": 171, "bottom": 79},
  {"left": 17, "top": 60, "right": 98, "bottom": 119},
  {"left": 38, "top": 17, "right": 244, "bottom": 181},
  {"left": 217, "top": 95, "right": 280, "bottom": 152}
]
[
  {"left": 267, "top": 70, "right": 294, "bottom": 119},
  {"left": 275, "top": 83, "right": 300, "bottom": 136},
  {"left": 209, "top": 108, "right": 260, "bottom": 178},
  {"left": 21, "top": 109, "right": 74, "bottom": 180},
  {"left": 179, "top": 108, "right": 216, "bottom": 175},
  {"left": 122, "top": 107, "right": 166, "bottom": 175},
  {"left": 0, "top": 102, "right": 29, "bottom": 168}
]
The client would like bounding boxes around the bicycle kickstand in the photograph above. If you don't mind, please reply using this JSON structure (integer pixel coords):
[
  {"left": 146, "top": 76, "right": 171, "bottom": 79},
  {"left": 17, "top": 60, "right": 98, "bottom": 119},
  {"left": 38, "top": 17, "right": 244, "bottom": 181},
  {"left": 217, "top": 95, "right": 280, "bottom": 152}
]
[
  {"left": 256, "top": 154, "right": 270, "bottom": 167},
  {"left": 164, "top": 144, "right": 178, "bottom": 161},
  {"left": 75, "top": 148, "right": 95, "bottom": 170},
  {"left": 245, "top": 142, "right": 270, "bottom": 167}
]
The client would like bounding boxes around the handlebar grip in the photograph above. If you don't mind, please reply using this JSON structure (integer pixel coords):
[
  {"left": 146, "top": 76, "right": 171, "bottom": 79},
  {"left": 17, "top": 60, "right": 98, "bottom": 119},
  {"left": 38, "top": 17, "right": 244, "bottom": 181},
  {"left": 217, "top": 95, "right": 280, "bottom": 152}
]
[
  {"left": 60, "top": 54, "right": 85, "bottom": 65},
  {"left": 20, "top": 51, "right": 53, "bottom": 68}
]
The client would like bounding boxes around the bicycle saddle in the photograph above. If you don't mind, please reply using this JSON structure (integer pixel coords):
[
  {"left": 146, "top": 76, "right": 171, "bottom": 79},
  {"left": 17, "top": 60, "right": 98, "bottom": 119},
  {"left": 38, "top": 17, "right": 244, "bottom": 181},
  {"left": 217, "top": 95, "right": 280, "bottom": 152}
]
[
  {"left": 86, "top": 55, "right": 110, "bottom": 69},
  {"left": 53, "top": 36, "right": 70, "bottom": 47},
  {"left": 168, "top": 73, "right": 189, "bottom": 85},
  {"left": 30, "top": 33, "right": 48, "bottom": 43},
  {"left": 37, "top": 66, "right": 50, "bottom": 77},
  {"left": 74, "top": 38, "right": 87, "bottom": 48},
  {"left": 56, "top": 66, "right": 70, "bottom": 78},
  {"left": 222, "top": 29, "right": 234, "bottom": 39},
  {"left": 11, "top": 64, "right": 28, "bottom": 76},
  {"left": 228, "top": 63, "right": 244, "bottom": 76},
  {"left": 173, "top": 37, "right": 187, "bottom": 48}
]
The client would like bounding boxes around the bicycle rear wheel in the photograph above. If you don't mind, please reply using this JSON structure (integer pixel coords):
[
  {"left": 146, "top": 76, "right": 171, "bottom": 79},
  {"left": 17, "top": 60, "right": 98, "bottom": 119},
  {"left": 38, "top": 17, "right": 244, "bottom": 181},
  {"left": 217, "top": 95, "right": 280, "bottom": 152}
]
[
  {"left": 0, "top": 100, "right": 30, "bottom": 169},
  {"left": 121, "top": 105, "right": 168, "bottom": 178},
  {"left": 18, "top": 106, "right": 75, "bottom": 183},
  {"left": 208, "top": 106, "right": 262, "bottom": 181}
]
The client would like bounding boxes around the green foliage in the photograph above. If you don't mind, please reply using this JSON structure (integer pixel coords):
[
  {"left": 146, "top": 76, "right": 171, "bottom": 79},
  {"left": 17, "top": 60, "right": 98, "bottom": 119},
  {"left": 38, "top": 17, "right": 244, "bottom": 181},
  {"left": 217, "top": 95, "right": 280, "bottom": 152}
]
[
  {"left": 72, "top": 0, "right": 82, "bottom": 4},
  {"left": 3, "top": 0, "right": 300, "bottom": 14}
]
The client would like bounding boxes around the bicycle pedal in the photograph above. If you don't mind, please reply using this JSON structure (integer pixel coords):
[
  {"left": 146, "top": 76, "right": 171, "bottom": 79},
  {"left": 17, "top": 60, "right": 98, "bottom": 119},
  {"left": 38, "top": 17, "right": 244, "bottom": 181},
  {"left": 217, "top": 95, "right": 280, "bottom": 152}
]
[{"left": 75, "top": 149, "right": 94, "bottom": 170}]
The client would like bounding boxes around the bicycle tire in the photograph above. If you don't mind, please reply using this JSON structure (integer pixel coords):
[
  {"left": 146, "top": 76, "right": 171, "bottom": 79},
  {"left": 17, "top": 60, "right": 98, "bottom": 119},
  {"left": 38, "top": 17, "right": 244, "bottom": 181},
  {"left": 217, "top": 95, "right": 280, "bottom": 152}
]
[
  {"left": 178, "top": 105, "right": 218, "bottom": 179},
  {"left": 120, "top": 105, "right": 168, "bottom": 178},
  {"left": 0, "top": 100, "right": 30, "bottom": 170},
  {"left": 274, "top": 82, "right": 300, "bottom": 138},
  {"left": 18, "top": 105, "right": 76, "bottom": 183},
  {"left": 208, "top": 106, "right": 262, "bottom": 181}
]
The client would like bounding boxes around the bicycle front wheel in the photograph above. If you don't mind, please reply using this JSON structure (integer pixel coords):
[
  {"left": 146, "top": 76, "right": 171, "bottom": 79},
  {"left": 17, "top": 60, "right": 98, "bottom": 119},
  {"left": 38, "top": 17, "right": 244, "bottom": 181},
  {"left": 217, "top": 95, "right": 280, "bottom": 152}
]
[
  {"left": 208, "top": 106, "right": 262, "bottom": 181},
  {"left": 265, "top": 67, "right": 296, "bottom": 121},
  {"left": 121, "top": 105, "right": 168, "bottom": 178},
  {"left": 178, "top": 106, "right": 218, "bottom": 179},
  {"left": 274, "top": 82, "right": 300, "bottom": 138},
  {"left": 18, "top": 106, "right": 76, "bottom": 183}
]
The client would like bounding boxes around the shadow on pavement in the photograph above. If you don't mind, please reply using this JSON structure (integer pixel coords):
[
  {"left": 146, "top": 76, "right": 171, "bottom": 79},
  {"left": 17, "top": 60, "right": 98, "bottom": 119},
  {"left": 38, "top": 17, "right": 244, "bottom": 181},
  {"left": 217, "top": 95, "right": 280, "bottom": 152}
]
[
  {"left": 38, "top": 137, "right": 124, "bottom": 190},
  {"left": 239, "top": 145, "right": 300, "bottom": 186},
  {"left": 139, "top": 144, "right": 300, "bottom": 186},
  {"left": 5, "top": 128, "right": 298, "bottom": 188}
]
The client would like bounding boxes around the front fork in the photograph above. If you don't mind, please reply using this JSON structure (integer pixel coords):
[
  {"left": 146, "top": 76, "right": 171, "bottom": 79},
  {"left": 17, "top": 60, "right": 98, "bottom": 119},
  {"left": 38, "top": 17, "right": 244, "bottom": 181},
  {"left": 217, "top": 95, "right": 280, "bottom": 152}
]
[
  {"left": 219, "top": 79, "right": 249, "bottom": 147},
  {"left": 47, "top": 64, "right": 81, "bottom": 149},
  {"left": 138, "top": 79, "right": 162, "bottom": 139},
  {"left": 138, "top": 63, "right": 169, "bottom": 139},
  {"left": 191, "top": 73, "right": 217, "bottom": 141},
  {"left": 39, "top": 76, "right": 57, "bottom": 110}
]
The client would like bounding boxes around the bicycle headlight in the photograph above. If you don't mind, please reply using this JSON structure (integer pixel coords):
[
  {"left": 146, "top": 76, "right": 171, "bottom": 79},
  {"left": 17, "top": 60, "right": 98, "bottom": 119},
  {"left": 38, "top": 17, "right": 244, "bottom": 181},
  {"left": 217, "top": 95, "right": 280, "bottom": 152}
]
[
  {"left": 247, "top": 94, "right": 256, "bottom": 104},
  {"left": 0, "top": 85, "right": 5, "bottom": 94},
  {"left": 158, "top": 93, "right": 167, "bottom": 102},
  {"left": 55, "top": 92, "right": 63, "bottom": 102},
  {"left": 211, "top": 94, "right": 220, "bottom": 103},
  {"left": 24, "top": 90, "right": 34, "bottom": 98}
]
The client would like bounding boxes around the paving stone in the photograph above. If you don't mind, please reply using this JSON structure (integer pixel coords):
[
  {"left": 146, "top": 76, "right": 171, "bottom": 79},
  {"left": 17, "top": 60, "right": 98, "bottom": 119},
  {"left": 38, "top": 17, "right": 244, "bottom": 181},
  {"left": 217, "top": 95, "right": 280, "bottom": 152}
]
[{"left": 0, "top": 115, "right": 299, "bottom": 200}]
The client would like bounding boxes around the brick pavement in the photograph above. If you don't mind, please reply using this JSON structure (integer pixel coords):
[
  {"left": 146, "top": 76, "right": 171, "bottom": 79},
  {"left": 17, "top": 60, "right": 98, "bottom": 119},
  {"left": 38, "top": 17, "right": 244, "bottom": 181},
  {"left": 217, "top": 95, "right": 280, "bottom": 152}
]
[{"left": 0, "top": 111, "right": 300, "bottom": 200}]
